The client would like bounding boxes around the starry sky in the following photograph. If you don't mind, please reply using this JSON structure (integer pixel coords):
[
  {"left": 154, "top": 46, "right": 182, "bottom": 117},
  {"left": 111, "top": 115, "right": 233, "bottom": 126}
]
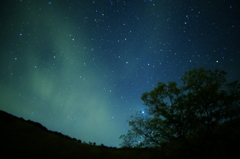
[{"left": 0, "top": 0, "right": 239, "bottom": 147}]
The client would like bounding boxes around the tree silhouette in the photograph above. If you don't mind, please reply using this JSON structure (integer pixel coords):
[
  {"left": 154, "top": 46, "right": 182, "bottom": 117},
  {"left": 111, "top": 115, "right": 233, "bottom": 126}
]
[{"left": 120, "top": 68, "right": 240, "bottom": 157}]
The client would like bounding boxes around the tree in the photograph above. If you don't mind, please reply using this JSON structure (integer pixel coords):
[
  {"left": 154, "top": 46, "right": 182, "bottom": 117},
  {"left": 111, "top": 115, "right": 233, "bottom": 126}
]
[{"left": 120, "top": 68, "right": 240, "bottom": 157}]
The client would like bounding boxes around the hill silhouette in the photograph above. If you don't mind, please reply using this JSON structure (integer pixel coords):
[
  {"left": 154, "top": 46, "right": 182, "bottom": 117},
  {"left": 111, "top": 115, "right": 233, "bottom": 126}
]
[
  {"left": 0, "top": 110, "right": 160, "bottom": 159},
  {"left": 1, "top": 109, "right": 239, "bottom": 158}
]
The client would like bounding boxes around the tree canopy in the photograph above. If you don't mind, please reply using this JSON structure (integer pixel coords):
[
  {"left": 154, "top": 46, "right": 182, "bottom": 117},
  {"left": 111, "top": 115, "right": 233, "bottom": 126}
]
[{"left": 120, "top": 68, "right": 240, "bottom": 157}]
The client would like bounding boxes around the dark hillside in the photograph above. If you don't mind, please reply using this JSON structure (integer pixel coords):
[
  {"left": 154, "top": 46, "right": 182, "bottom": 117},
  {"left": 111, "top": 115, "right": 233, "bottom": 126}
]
[
  {"left": 1, "top": 109, "right": 239, "bottom": 159},
  {"left": 0, "top": 110, "right": 161, "bottom": 159}
]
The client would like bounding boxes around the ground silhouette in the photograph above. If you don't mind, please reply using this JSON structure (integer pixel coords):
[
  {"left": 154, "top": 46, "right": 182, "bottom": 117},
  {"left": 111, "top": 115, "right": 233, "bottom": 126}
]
[
  {"left": 1, "top": 109, "right": 239, "bottom": 158},
  {"left": 0, "top": 110, "right": 160, "bottom": 159}
]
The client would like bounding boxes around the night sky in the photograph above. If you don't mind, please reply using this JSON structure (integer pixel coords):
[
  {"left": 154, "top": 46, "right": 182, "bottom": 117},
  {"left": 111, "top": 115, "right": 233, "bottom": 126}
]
[{"left": 0, "top": 0, "right": 239, "bottom": 147}]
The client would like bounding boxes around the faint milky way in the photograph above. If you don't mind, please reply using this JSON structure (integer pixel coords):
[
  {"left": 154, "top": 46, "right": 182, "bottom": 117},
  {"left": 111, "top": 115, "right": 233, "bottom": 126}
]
[{"left": 0, "top": 0, "right": 239, "bottom": 147}]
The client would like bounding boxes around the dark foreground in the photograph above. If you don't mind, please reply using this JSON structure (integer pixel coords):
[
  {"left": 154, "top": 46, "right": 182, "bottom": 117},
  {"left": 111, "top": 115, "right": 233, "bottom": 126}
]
[
  {"left": 0, "top": 110, "right": 161, "bottom": 159},
  {"left": 0, "top": 110, "right": 239, "bottom": 159}
]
